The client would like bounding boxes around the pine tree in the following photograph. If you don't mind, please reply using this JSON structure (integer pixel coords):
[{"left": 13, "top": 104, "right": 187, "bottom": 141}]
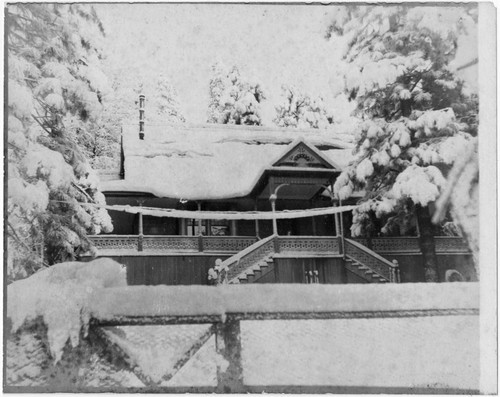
[
  {"left": 328, "top": 5, "right": 478, "bottom": 281},
  {"left": 7, "top": 4, "right": 113, "bottom": 280},
  {"left": 207, "top": 63, "right": 265, "bottom": 125},
  {"left": 274, "top": 85, "right": 333, "bottom": 129}
]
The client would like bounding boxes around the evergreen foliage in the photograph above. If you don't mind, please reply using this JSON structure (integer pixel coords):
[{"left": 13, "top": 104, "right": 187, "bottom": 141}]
[
  {"left": 273, "top": 85, "right": 333, "bottom": 129},
  {"left": 328, "top": 5, "right": 478, "bottom": 281},
  {"left": 207, "top": 63, "right": 266, "bottom": 125},
  {"left": 7, "top": 4, "right": 113, "bottom": 280}
]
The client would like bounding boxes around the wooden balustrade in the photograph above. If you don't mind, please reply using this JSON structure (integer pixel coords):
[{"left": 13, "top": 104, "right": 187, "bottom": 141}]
[
  {"left": 352, "top": 237, "right": 470, "bottom": 254},
  {"left": 88, "top": 235, "right": 258, "bottom": 253},
  {"left": 344, "top": 238, "right": 400, "bottom": 283},
  {"left": 88, "top": 235, "right": 470, "bottom": 261}
]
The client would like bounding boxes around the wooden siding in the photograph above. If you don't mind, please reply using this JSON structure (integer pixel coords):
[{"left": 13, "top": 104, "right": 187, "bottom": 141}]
[
  {"left": 273, "top": 257, "right": 345, "bottom": 284},
  {"left": 94, "top": 255, "right": 231, "bottom": 286}
]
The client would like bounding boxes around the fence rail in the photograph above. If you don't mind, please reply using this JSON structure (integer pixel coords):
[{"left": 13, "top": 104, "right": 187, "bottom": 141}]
[{"left": 87, "top": 283, "right": 479, "bottom": 393}]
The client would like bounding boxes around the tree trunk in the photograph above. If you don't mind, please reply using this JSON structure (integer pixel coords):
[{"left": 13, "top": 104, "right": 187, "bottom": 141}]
[{"left": 416, "top": 204, "right": 440, "bottom": 282}]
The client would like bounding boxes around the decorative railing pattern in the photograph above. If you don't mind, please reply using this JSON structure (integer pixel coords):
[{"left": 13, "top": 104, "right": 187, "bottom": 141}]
[
  {"left": 89, "top": 235, "right": 257, "bottom": 253},
  {"left": 434, "top": 237, "right": 471, "bottom": 253},
  {"left": 89, "top": 235, "right": 139, "bottom": 250},
  {"left": 203, "top": 237, "right": 258, "bottom": 252},
  {"left": 277, "top": 236, "right": 340, "bottom": 254},
  {"left": 344, "top": 238, "right": 400, "bottom": 283},
  {"left": 352, "top": 237, "right": 470, "bottom": 254},
  {"left": 89, "top": 235, "right": 470, "bottom": 256},
  {"left": 142, "top": 236, "right": 199, "bottom": 251}
]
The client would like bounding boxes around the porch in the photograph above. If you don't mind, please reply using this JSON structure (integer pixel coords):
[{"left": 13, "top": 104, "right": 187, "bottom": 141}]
[{"left": 88, "top": 234, "right": 471, "bottom": 256}]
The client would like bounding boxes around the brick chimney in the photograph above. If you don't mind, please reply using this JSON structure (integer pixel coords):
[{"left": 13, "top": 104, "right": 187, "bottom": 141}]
[{"left": 139, "top": 94, "right": 145, "bottom": 140}]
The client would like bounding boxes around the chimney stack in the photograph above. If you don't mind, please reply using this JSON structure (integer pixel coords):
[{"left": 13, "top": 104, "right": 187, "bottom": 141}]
[{"left": 139, "top": 94, "right": 145, "bottom": 140}]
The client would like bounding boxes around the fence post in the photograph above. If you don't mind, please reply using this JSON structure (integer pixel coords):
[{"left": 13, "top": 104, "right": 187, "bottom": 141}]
[
  {"left": 198, "top": 235, "right": 204, "bottom": 252},
  {"left": 215, "top": 315, "right": 244, "bottom": 393}
]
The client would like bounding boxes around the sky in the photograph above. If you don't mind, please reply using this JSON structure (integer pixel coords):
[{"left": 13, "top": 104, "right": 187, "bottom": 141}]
[
  {"left": 96, "top": 3, "right": 477, "bottom": 125},
  {"left": 97, "top": 3, "right": 349, "bottom": 124}
]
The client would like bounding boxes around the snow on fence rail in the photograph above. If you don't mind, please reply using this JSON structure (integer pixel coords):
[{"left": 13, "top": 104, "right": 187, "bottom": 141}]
[{"left": 90, "top": 283, "right": 479, "bottom": 322}]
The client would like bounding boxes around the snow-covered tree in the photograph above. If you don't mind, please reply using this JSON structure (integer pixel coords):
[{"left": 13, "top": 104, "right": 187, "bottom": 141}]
[
  {"left": 274, "top": 85, "right": 333, "bottom": 129},
  {"left": 329, "top": 5, "right": 478, "bottom": 281},
  {"left": 7, "top": 4, "right": 113, "bottom": 280},
  {"left": 94, "top": 68, "right": 185, "bottom": 172},
  {"left": 207, "top": 63, "right": 265, "bottom": 125}
]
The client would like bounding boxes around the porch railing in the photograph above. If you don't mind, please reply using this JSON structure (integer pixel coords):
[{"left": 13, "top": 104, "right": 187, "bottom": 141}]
[
  {"left": 89, "top": 235, "right": 471, "bottom": 255},
  {"left": 352, "top": 237, "right": 470, "bottom": 254},
  {"left": 88, "top": 235, "right": 258, "bottom": 254},
  {"left": 344, "top": 238, "right": 400, "bottom": 283},
  {"left": 277, "top": 236, "right": 341, "bottom": 255}
]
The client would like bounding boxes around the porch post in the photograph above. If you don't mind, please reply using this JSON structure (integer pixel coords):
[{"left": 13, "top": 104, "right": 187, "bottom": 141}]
[
  {"left": 231, "top": 220, "right": 237, "bottom": 236},
  {"left": 270, "top": 194, "right": 278, "bottom": 235},
  {"left": 197, "top": 202, "right": 203, "bottom": 251},
  {"left": 310, "top": 199, "right": 316, "bottom": 236},
  {"left": 339, "top": 199, "right": 345, "bottom": 257},
  {"left": 334, "top": 201, "right": 341, "bottom": 236},
  {"left": 254, "top": 201, "right": 260, "bottom": 239},
  {"left": 197, "top": 202, "right": 202, "bottom": 235},
  {"left": 138, "top": 204, "right": 143, "bottom": 252},
  {"left": 180, "top": 218, "right": 187, "bottom": 235}
]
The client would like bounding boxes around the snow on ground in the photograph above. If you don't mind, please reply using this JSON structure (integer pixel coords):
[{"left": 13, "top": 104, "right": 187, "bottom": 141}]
[
  {"left": 241, "top": 316, "right": 478, "bottom": 389},
  {"left": 102, "top": 123, "right": 355, "bottom": 200}
]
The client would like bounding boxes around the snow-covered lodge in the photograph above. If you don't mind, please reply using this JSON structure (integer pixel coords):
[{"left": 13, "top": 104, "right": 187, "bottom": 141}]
[{"left": 90, "top": 106, "right": 475, "bottom": 285}]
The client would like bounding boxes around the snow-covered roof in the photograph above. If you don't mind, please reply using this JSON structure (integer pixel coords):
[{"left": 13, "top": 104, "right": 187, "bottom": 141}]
[{"left": 101, "top": 123, "right": 355, "bottom": 200}]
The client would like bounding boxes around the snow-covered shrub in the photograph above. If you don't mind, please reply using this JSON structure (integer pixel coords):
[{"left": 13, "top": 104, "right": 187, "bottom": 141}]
[{"left": 7, "top": 258, "right": 126, "bottom": 362}]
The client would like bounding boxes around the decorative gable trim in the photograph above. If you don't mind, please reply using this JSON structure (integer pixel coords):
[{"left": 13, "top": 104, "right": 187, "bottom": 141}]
[{"left": 272, "top": 140, "right": 339, "bottom": 170}]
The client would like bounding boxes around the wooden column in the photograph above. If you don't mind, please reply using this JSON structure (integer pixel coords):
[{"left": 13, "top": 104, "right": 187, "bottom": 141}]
[
  {"left": 231, "top": 220, "right": 237, "bottom": 236},
  {"left": 197, "top": 202, "right": 202, "bottom": 235},
  {"left": 180, "top": 218, "right": 187, "bottom": 235},
  {"left": 254, "top": 201, "right": 260, "bottom": 239},
  {"left": 138, "top": 207, "right": 143, "bottom": 251},
  {"left": 334, "top": 202, "right": 341, "bottom": 236},
  {"left": 310, "top": 199, "right": 316, "bottom": 236}
]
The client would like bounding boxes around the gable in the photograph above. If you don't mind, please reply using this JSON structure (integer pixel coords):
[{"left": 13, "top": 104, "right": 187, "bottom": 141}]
[{"left": 273, "top": 142, "right": 335, "bottom": 169}]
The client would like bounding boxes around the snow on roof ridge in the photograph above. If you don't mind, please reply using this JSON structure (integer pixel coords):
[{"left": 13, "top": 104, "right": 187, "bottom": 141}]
[{"left": 122, "top": 121, "right": 343, "bottom": 135}]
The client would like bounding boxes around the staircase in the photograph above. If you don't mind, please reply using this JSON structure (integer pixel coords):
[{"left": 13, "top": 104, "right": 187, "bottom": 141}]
[
  {"left": 234, "top": 257, "right": 275, "bottom": 284},
  {"left": 344, "top": 258, "right": 388, "bottom": 283},
  {"left": 344, "top": 238, "right": 400, "bottom": 283},
  {"left": 212, "top": 235, "right": 400, "bottom": 284}
]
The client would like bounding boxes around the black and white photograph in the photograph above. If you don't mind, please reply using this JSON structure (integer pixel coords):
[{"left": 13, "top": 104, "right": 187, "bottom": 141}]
[{"left": 4, "top": 1, "right": 497, "bottom": 393}]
